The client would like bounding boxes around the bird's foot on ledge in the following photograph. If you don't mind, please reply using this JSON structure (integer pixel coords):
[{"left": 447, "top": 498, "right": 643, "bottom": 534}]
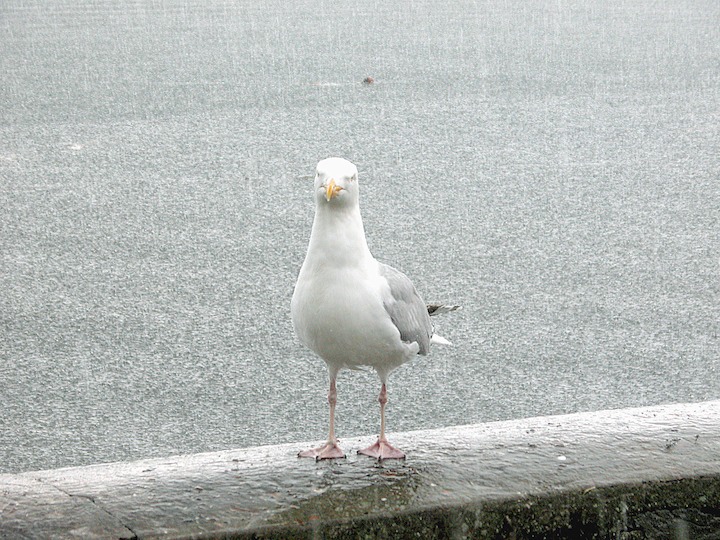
[
  {"left": 298, "top": 441, "right": 345, "bottom": 460},
  {"left": 358, "top": 438, "right": 406, "bottom": 460}
]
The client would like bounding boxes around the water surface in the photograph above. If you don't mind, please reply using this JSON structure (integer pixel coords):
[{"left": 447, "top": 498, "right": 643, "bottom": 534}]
[{"left": 1, "top": 0, "right": 718, "bottom": 473}]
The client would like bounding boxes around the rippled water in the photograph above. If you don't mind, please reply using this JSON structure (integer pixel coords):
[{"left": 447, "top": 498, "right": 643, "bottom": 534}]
[{"left": 1, "top": 0, "right": 718, "bottom": 473}]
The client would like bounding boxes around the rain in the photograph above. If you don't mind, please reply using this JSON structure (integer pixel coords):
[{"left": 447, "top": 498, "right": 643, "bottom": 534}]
[{"left": 0, "top": 0, "right": 718, "bottom": 474}]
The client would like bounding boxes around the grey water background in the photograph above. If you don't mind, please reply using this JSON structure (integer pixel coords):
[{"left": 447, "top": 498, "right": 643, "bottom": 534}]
[{"left": 1, "top": 0, "right": 718, "bottom": 474}]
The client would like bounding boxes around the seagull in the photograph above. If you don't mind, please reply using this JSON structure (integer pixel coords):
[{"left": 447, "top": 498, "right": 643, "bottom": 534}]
[{"left": 291, "top": 157, "right": 457, "bottom": 460}]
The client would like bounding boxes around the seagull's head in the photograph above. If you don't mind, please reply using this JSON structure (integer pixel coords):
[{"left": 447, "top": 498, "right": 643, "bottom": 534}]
[{"left": 314, "top": 157, "right": 359, "bottom": 208}]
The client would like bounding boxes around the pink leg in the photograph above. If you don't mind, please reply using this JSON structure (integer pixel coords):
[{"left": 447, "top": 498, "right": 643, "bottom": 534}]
[
  {"left": 358, "top": 383, "right": 405, "bottom": 460},
  {"left": 298, "top": 374, "right": 345, "bottom": 460}
]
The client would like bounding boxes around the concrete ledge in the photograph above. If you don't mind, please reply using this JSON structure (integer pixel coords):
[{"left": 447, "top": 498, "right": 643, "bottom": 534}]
[{"left": 2, "top": 401, "right": 719, "bottom": 539}]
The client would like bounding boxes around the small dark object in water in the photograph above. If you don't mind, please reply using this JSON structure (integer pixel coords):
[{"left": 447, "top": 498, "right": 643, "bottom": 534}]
[{"left": 363, "top": 76, "right": 375, "bottom": 84}]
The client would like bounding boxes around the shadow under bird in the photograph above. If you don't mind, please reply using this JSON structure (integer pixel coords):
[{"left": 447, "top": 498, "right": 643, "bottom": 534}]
[{"left": 291, "top": 157, "right": 459, "bottom": 460}]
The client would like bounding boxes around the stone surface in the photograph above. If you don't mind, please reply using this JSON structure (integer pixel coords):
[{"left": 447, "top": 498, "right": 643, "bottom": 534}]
[{"left": 1, "top": 401, "right": 719, "bottom": 539}]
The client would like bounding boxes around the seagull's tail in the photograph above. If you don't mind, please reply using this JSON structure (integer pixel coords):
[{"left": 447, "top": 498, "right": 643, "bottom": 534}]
[
  {"left": 427, "top": 304, "right": 461, "bottom": 316},
  {"left": 427, "top": 305, "right": 459, "bottom": 346},
  {"left": 431, "top": 334, "right": 453, "bottom": 346}
]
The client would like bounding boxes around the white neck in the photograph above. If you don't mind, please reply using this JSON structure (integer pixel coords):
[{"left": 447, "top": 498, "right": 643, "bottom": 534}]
[{"left": 305, "top": 204, "right": 373, "bottom": 269}]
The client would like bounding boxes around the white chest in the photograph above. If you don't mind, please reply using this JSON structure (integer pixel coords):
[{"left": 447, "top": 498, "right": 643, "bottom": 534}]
[{"left": 291, "top": 262, "right": 406, "bottom": 369}]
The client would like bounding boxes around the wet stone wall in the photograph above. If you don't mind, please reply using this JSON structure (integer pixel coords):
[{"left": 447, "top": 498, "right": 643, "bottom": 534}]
[{"left": 1, "top": 401, "right": 719, "bottom": 539}]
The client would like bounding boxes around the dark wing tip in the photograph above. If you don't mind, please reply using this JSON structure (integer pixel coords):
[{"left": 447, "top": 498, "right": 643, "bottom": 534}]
[{"left": 427, "top": 304, "right": 461, "bottom": 316}]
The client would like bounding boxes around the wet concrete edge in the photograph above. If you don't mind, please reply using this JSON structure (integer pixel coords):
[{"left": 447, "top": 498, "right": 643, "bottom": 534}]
[{"left": 1, "top": 400, "right": 719, "bottom": 539}]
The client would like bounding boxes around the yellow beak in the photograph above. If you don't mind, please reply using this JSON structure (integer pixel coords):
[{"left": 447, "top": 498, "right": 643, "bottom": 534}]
[{"left": 325, "top": 178, "right": 342, "bottom": 201}]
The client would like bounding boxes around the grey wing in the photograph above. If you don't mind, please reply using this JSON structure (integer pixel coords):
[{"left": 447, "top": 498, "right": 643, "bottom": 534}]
[{"left": 378, "top": 262, "right": 433, "bottom": 355}]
